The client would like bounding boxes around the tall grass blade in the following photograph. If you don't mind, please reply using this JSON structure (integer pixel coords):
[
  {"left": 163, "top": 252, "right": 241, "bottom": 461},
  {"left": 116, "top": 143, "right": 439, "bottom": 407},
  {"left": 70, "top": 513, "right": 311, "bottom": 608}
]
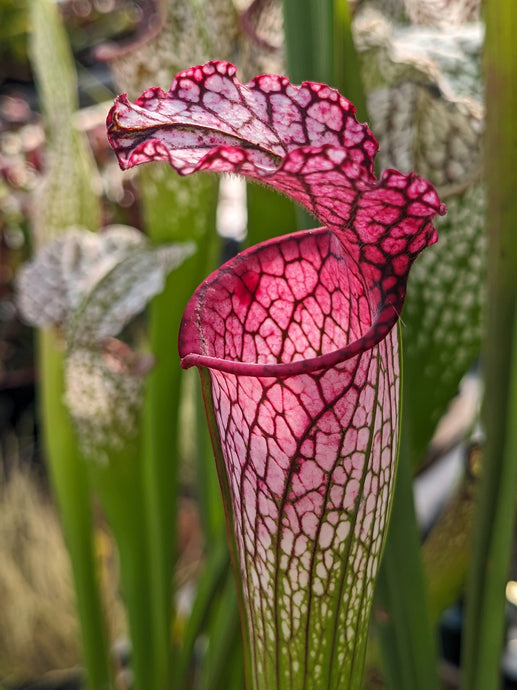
[
  {"left": 461, "top": 3, "right": 517, "bottom": 688},
  {"left": 139, "top": 167, "right": 220, "bottom": 689},
  {"left": 374, "top": 429, "right": 439, "bottom": 690},
  {"left": 29, "top": 1, "right": 111, "bottom": 687}
]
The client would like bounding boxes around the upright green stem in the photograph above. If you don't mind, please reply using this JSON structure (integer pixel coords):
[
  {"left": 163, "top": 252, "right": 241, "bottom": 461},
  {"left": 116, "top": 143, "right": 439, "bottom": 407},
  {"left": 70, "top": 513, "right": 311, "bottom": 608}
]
[
  {"left": 282, "top": 0, "right": 318, "bottom": 83},
  {"left": 139, "top": 169, "right": 219, "bottom": 689},
  {"left": 282, "top": 0, "right": 339, "bottom": 230},
  {"left": 461, "top": 4, "right": 517, "bottom": 688},
  {"left": 141, "top": 279, "right": 184, "bottom": 690},
  {"left": 30, "top": 2, "right": 111, "bottom": 686},
  {"left": 173, "top": 533, "right": 231, "bottom": 687},
  {"left": 331, "top": 0, "right": 369, "bottom": 122},
  {"left": 374, "top": 431, "right": 439, "bottom": 690},
  {"left": 89, "top": 449, "right": 154, "bottom": 690},
  {"left": 39, "top": 331, "right": 113, "bottom": 690},
  {"left": 282, "top": 0, "right": 367, "bottom": 119}
]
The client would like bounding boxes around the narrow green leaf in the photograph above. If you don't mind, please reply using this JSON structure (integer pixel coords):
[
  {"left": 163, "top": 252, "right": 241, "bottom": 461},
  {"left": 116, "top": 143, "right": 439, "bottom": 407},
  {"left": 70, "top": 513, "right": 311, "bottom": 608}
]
[
  {"left": 200, "top": 571, "right": 244, "bottom": 690},
  {"left": 282, "top": 0, "right": 318, "bottom": 83},
  {"left": 283, "top": 0, "right": 367, "bottom": 118},
  {"left": 374, "top": 433, "right": 439, "bottom": 690},
  {"left": 461, "top": 4, "right": 517, "bottom": 688},
  {"left": 191, "top": 368, "right": 226, "bottom": 542},
  {"left": 29, "top": 0, "right": 77, "bottom": 122},
  {"left": 282, "top": 0, "right": 368, "bottom": 229},
  {"left": 28, "top": 2, "right": 109, "bottom": 688},
  {"left": 331, "top": 0, "right": 369, "bottom": 122},
  {"left": 39, "top": 332, "right": 113, "bottom": 690},
  {"left": 139, "top": 167, "right": 220, "bottom": 690},
  {"left": 88, "top": 441, "right": 155, "bottom": 690},
  {"left": 173, "top": 534, "right": 232, "bottom": 687}
]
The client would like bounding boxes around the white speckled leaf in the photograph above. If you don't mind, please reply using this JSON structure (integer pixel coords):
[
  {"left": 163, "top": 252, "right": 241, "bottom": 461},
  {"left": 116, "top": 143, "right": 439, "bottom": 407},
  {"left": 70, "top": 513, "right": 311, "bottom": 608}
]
[
  {"left": 403, "top": 183, "right": 484, "bottom": 459},
  {"left": 65, "top": 236, "right": 193, "bottom": 462},
  {"left": 17, "top": 226, "right": 145, "bottom": 329},
  {"left": 352, "top": 0, "right": 480, "bottom": 27},
  {"left": 402, "top": 0, "right": 480, "bottom": 27},
  {"left": 17, "top": 225, "right": 195, "bottom": 462},
  {"left": 355, "top": 14, "right": 484, "bottom": 462},
  {"left": 69, "top": 240, "right": 195, "bottom": 348},
  {"left": 64, "top": 344, "right": 148, "bottom": 465}
]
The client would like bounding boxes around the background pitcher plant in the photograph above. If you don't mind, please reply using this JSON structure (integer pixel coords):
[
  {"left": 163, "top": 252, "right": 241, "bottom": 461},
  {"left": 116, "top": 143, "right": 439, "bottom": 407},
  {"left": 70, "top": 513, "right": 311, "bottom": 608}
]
[{"left": 107, "top": 60, "right": 444, "bottom": 689}]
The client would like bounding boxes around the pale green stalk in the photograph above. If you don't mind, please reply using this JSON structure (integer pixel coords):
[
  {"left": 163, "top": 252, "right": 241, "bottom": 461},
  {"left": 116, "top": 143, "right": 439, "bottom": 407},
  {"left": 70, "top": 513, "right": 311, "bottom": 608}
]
[
  {"left": 461, "top": 3, "right": 517, "bottom": 688},
  {"left": 199, "top": 568, "right": 244, "bottom": 690},
  {"left": 374, "top": 432, "right": 439, "bottom": 690},
  {"left": 89, "top": 446, "right": 154, "bottom": 690},
  {"left": 173, "top": 534, "right": 231, "bottom": 687},
  {"left": 138, "top": 168, "right": 220, "bottom": 689},
  {"left": 282, "top": 0, "right": 367, "bottom": 119},
  {"left": 29, "top": 2, "right": 111, "bottom": 687},
  {"left": 39, "top": 333, "right": 113, "bottom": 690}
]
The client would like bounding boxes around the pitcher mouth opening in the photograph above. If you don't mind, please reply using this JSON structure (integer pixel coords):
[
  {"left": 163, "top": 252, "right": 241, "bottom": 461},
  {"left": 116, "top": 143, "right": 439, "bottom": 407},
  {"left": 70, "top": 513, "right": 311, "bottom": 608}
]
[{"left": 179, "top": 227, "right": 398, "bottom": 378}]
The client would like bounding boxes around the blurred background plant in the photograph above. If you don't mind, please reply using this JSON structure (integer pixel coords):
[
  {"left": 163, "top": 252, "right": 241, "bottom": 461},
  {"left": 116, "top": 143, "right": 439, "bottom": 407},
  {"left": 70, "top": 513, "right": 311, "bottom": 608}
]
[{"left": 1, "top": 1, "right": 517, "bottom": 689}]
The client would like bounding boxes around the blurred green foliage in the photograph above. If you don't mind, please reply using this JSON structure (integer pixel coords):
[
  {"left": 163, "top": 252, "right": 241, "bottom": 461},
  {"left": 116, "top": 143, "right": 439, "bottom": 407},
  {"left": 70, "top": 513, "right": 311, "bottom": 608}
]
[
  {"left": 0, "top": 0, "right": 30, "bottom": 82},
  {"left": 0, "top": 0, "right": 140, "bottom": 86}
]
